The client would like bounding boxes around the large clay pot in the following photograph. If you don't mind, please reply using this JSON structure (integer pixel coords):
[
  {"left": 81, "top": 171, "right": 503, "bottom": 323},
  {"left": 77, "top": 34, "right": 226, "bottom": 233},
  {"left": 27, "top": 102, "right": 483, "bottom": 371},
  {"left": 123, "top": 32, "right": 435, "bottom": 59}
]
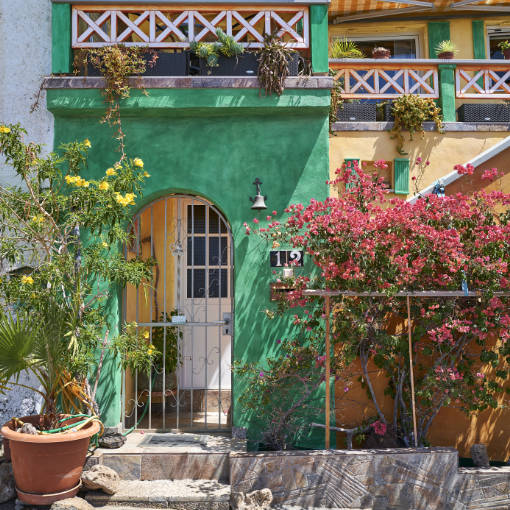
[
  {"left": 438, "top": 51, "right": 455, "bottom": 59},
  {"left": 1, "top": 415, "right": 100, "bottom": 505},
  {"left": 504, "top": 48, "right": 510, "bottom": 60}
]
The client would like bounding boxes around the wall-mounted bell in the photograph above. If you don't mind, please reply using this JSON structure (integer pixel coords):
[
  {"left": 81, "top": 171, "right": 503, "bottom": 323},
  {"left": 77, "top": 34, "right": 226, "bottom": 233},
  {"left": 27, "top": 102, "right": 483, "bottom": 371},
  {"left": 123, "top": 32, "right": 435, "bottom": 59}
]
[{"left": 249, "top": 178, "right": 267, "bottom": 210}]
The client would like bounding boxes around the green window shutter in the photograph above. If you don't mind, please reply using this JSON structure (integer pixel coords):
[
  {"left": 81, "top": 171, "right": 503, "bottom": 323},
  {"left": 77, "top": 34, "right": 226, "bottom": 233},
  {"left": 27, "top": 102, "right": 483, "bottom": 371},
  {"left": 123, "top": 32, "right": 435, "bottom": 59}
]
[
  {"left": 52, "top": 3, "right": 72, "bottom": 74},
  {"left": 472, "top": 20, "right": 486, "bottom": 59},
  {"left": 394, "top": 158, "right": 410, "bottom": 195},
  {"left": 310, "top": 4, "right": 329, "bottom": 74},
  {"left": 428, "top": 22, "right": 451, "bottom": 58},
  {"left": 344, "top": 159, "right": 359, "bottom": 190}
]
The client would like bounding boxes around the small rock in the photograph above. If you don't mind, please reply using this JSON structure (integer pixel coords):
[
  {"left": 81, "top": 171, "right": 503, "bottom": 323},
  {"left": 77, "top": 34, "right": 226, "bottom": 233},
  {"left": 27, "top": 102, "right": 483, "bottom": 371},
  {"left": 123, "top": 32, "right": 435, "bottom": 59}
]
[
  {"left": 471, "top": 444, "right": 490, "bottom": 468},
  {"left": 98, "top": 431, "right": 126, "bottom": 449},
  {"left": 81, "top": 464, "right": 120, "bottom": 494},
  {"left": 16, "top": 423, "right": 38, "bottom": 435},
  {"left": 231, "top": 488, "right": 273, "bottom": 509},
  {"left": 50, "top": 497, "right": 94, "bottom": 510},
  {"left": 0, "top": 462, "right": 16, "bottom": 503}
]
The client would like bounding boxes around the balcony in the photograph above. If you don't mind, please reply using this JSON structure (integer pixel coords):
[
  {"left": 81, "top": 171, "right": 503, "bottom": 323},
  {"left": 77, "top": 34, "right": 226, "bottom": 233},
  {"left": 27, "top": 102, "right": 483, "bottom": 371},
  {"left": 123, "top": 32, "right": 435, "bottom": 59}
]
[
  {"left": 330, "top": 58, "right": 510, "bottom": 124},
  {"left": 50, "top": 1, "right": 331, "bottom": 80}
]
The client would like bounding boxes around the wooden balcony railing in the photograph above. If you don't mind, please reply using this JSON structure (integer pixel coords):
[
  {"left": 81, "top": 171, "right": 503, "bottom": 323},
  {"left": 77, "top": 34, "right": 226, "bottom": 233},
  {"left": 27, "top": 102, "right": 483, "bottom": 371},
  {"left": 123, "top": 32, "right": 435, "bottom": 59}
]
[
  {"left": 330, "top": 59, "right": 510, "bottom": 101},
  {"left": 329, "top": 59, "right": 439, "bottom": 99},
  {"left": 456, "top": 63, "right": 510, "bottom": 99},
  {"left": 72, "top": 4, "right": 310, "bottom": 49}
]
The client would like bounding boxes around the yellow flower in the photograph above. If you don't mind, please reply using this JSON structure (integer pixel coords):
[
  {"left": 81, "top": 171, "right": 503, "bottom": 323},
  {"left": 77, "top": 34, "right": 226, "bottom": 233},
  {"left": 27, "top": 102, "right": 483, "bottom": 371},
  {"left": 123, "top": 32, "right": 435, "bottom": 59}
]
[
  {"left": 32, "top": 215, "right": 44, "bottom": 225},
  {"left": 143, "top": 331, "right": 150, "bottom": 339},
  {"left": 102, "top": 241, "right": 108, "bottom": 248},
  {"left": 98, "top": 181, "right": 110, "bottom": 191},
  {"left": 143, "top": 171, "right": 150, "bottom": 178},
  {"left": 125, "top": 192, "right": 135, "bottom": 205},
  {"left": 149, "top": 344, "right": 155, "bottom": 350},
  {"left": 83, "top": 139, "right": 91, "bottom": 148},
  {"left": 82, "top": 180, "right": 90, "bottom": 188},
  {"left": 106, "top": 168, "right": 117, "bottom": 177},
  {"left": 147, "top": 349, "right": 153, "bottom": 355},
  {"left": 65, "top": 175, "right": 77, "bottom": 184},
  {"left": 0, "top": 126, "right": 10, "bottom": 134},
  {"left": 133, "top": 158, "right": 144, "bottom": 168},
  {"left": 21, "top": 275, "right": 34, "bottom": 285}
]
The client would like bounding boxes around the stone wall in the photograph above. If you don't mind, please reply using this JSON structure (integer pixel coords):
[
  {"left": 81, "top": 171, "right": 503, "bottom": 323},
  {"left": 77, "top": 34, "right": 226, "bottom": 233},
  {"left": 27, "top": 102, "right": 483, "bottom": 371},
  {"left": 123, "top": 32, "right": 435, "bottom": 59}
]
[
  {"left": 0, "top": 0, "right": 52, "bottom": 425},
  {"left": 0, "top": 0, "right": 54, "bottom": 186},
  {"left": 231, "top": 448, "right": 510, "bottom": 510}
]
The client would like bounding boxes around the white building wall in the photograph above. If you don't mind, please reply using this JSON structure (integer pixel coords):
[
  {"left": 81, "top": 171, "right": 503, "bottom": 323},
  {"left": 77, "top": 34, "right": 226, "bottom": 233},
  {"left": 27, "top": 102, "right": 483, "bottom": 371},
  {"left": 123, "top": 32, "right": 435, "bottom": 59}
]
[{"left": 0, "top": 0, "right": 53, "bottom": 424}]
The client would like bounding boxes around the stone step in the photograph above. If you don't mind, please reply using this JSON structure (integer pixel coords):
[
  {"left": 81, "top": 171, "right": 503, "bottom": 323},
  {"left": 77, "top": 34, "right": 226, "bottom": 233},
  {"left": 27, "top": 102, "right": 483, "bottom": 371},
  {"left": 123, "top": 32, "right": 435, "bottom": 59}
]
[{"left": 85, "top": 479, "right": 230, "bottom": 510}]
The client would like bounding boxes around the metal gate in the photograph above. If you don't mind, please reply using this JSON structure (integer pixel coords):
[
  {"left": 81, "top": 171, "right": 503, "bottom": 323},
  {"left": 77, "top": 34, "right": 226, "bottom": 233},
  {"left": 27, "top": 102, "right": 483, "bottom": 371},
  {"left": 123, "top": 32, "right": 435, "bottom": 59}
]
[{"left": 122, "top": 195, "right": 233, "bottom": 431}]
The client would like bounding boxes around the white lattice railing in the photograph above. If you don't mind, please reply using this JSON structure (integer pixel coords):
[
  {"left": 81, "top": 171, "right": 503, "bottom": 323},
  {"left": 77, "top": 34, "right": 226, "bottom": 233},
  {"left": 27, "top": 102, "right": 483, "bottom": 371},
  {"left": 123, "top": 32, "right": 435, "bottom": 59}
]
[
  {"left": 456, "top": 65, "right": 510, "bottom": 99},
  {"left": 329, "top": 60, "right": 439, "bottom": 99},
  {"left": 72, "top": 4, "right": 309, "bottom": 49}
]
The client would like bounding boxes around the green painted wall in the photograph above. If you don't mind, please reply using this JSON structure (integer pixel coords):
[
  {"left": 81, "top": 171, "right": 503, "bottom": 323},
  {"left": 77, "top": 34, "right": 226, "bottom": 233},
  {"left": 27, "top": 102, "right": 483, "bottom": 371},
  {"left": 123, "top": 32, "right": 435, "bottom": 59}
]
[
  {"left": 48, "top": 87, "right": 331, "bottom": 448},
  {"left": 428, "top": 22, "right": 451, "bottom": 58},
  {"left": 52, "top": 3, "right": 72, "bottom": 74}
]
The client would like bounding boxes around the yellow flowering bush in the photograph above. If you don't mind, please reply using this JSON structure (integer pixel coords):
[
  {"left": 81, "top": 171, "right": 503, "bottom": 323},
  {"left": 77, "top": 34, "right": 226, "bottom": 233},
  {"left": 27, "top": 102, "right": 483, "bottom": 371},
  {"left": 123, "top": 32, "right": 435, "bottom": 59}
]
[
  {"left": 0, "top": 126, "right": 10, "bottom": 134},
  {"left": 106, "top": 167, "right": 116, "bottom": 177},
  {"left": 133, "top": 158, "right": 144, "bottom": 168}
]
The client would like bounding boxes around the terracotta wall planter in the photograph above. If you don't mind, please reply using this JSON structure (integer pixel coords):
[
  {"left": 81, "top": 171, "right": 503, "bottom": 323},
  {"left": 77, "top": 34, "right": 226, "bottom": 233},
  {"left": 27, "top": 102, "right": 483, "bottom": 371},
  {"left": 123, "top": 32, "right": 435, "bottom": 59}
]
[
  {"left": 1, "top": 415, "right": 100, "bottom": 505},
  {"left": 503, "top": 48, "right": 510, "bottom": 60},
  {"left": 438, "top": 51, "right": 455, "bottom": 59}
]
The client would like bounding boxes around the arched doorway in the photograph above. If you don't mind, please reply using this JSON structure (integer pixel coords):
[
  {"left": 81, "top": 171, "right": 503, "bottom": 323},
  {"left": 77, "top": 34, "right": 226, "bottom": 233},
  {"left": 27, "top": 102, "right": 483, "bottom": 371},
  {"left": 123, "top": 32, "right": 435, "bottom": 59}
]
[{"left": 123, "top": 195, "right": 233, "bottom": 431}]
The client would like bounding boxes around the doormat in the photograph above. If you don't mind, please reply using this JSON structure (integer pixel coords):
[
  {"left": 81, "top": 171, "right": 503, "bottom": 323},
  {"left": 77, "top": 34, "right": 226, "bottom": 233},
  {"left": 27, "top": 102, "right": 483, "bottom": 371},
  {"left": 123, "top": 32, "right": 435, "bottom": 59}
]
[{"left": 139, "top": 433, "right": 208, "bottom": 448}]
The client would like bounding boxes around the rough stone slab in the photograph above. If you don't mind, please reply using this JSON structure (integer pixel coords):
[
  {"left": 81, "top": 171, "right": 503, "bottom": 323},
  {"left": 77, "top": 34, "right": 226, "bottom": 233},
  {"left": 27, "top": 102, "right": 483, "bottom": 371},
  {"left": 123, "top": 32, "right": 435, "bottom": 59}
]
[
  {"left": 43, "top": 76, "right": 333, "bottom": 90},
  {"left": 331, "top": 121, "right": 510, "bottom": 132},
  {"left": 85, "top": 479, "right": 230, "bottom": 509},
  {"left": 101, "top": 456, "right": 141, "bottom": 481}
]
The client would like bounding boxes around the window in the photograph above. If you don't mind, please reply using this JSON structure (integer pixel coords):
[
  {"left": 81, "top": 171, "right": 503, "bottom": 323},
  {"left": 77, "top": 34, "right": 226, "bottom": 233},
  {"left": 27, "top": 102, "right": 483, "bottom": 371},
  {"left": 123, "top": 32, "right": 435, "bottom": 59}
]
[
  {"left": 186, "top": 204, "right": 229, "bottom": 299},
  {"left": 487, "top": 27, "right": 510, "bottom": 59},
  {"left": 334, "top": 35, "right": 419, "bottom": 59}
]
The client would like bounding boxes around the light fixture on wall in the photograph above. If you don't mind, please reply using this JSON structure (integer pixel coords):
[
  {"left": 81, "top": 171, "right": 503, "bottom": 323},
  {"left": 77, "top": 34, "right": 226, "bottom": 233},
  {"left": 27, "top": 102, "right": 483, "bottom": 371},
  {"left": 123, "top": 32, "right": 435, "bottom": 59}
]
[{"left": 249, "top": 178, "right": 267, "bottom": 210}]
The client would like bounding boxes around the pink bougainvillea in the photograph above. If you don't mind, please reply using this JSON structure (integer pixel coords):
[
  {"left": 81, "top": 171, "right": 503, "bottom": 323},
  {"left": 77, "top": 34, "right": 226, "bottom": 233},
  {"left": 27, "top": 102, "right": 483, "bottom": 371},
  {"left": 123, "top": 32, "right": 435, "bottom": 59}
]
[{"left": 246, "top": 161, "right": 510, "bottom": 446}]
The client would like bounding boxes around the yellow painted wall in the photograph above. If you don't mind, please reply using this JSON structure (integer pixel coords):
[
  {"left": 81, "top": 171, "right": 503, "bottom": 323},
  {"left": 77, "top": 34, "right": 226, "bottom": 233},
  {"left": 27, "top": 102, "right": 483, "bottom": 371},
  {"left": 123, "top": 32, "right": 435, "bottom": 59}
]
[{"left": 329, "top": 130, "right": 508, "bottom": 199}]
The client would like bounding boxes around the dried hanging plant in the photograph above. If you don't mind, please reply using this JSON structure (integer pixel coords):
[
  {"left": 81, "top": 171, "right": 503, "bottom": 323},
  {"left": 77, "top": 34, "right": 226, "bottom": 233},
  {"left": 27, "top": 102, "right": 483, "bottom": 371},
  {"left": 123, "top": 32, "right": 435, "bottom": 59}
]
[{"left": 257, "top": 33, "right": 296, "bottom": 96}]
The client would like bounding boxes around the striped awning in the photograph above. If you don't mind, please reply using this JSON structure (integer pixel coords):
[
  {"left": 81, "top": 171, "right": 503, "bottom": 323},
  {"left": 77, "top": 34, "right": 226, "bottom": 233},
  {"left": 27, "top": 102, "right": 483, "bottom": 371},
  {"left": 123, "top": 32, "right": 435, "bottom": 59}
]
[{"left": 330, "top": 0, "right": 510, "bottom": 21}]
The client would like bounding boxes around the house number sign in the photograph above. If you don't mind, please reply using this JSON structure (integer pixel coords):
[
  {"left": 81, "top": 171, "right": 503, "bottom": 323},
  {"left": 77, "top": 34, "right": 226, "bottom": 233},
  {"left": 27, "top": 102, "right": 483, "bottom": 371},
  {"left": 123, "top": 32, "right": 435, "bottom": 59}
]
[{"left": 270, "top": 250, "right": 304, "bottom": 267}]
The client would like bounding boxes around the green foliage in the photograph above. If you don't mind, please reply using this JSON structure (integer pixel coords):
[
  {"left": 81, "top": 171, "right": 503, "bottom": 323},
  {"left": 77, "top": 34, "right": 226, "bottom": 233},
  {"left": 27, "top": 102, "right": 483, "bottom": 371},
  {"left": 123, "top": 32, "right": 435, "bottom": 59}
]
[
  {"left": 435, "top": 40, "right": 458, "bottom": 56},
  {"left": 257, "top": 33, "right": 297, "bottom": 96},
  {"left": 151, "top": 312, "right": 182, "bottom": 374},
  {"left": 0, "top": 124, "right": 154, "bottom": 418},
  {"left": 329, "top": 38, "right": 365, "bottom": 59},
  {"left": 498, "top": 40, "right": 510, "bottom": 51},
  {"left": 112, "top": 322, "right": 160, "bottom": 376},
  {"left": 390, "top": 94, "right": 444, "bottom": 155},
  {"left": 234, "top": 337, "right": 331, "bottom": 450},
  {"left": 190, "top": 28, "right": 244, "bottom": 67}
]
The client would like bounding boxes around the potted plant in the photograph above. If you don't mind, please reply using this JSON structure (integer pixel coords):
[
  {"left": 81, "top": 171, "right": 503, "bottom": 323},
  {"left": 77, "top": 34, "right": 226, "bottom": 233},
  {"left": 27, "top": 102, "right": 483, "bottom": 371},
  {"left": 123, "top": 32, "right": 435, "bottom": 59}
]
[
  {"left": 191, "top": 28, "right": 258, "bottom": 76},
  {"left": 498, "top": 40, "right": 510, "bottom": 60},
  {"left": 257, "top": 33, "right": 301, "bottom": 96},
  {"left": 390, "top": 94, "right": 443, "bottom": 154},
  {"left": 435, "top": 40, "right": 458, "bottom": 59},
  {"left": 372, "top": 46, "right": 391, "bottom": 59},
  {"left": 0, "top": 124, "right": 156, "bottom": 504},
  {"left": 329, "top": 38, "right": 365, "bottom": 59}
]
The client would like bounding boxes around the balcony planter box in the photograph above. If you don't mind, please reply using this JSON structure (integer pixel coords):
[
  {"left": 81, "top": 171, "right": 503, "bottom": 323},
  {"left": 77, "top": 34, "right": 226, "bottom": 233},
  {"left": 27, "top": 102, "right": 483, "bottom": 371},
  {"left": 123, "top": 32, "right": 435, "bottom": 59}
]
[
  {"left": 383, "top": 102, "right": 394, "bottom": 121},
  {"left": 337, "top": 103, "right": 377, "bottom": 122},
  {"left": 144, "top": 51, "right": 188, "bottom": 76},
  {"left": 198, "top": 52, "right": 300, "bottom": 77},
  {"left": 79, "top": 51, "right": 188, "bottom": 77},
  {"left": 457, "top": 104, "right": 510, "bottom": 122}
]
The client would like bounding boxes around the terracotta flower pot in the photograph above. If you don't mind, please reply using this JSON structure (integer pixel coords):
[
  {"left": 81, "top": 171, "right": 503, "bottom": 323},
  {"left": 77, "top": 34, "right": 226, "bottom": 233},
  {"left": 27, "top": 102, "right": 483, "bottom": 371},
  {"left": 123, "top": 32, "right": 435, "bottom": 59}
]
[
  {"left": 1, "top": 415, "right": 100, "bottom": 505},
  {"left": 372, "top": 49, "right": 391, "bottom": 59},
  {"left": 503, "top": 48, "right": 510, "bottom": 60},
  {"left": 438, "top": 51, "right": 454, "bottom": 59}
]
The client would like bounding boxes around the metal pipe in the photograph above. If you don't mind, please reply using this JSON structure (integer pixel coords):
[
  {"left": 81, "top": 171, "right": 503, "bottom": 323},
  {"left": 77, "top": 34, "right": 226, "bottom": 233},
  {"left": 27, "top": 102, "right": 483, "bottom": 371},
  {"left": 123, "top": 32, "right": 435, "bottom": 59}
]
[{"left": 406, "top": 296, "right": 419, "bottom": 448}]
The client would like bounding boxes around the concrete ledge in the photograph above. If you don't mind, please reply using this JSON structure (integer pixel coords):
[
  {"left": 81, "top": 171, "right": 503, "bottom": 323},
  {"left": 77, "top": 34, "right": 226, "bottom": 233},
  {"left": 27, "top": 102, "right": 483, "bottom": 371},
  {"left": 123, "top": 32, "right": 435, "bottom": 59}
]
[
  {"left": 332, "top": 121, "right": 510, "bottom": 132},
  {"left": 44, "top": 76, "right": 333, "bottom": 90}
]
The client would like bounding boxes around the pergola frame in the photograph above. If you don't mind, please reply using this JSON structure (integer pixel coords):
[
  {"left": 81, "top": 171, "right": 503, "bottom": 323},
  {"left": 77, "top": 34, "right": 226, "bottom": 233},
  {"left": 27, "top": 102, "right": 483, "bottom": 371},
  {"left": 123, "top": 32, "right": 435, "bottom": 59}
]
[{"left": 302, "top": 289, "right": 510, "bottom": 449}]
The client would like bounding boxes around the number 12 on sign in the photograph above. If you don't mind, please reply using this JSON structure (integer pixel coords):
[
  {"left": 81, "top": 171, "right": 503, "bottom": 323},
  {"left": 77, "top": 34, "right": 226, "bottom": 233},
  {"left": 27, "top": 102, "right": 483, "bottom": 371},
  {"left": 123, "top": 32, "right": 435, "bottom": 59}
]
[{"left": 270, "top": 250, "right": 304, "bottom": 267}]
